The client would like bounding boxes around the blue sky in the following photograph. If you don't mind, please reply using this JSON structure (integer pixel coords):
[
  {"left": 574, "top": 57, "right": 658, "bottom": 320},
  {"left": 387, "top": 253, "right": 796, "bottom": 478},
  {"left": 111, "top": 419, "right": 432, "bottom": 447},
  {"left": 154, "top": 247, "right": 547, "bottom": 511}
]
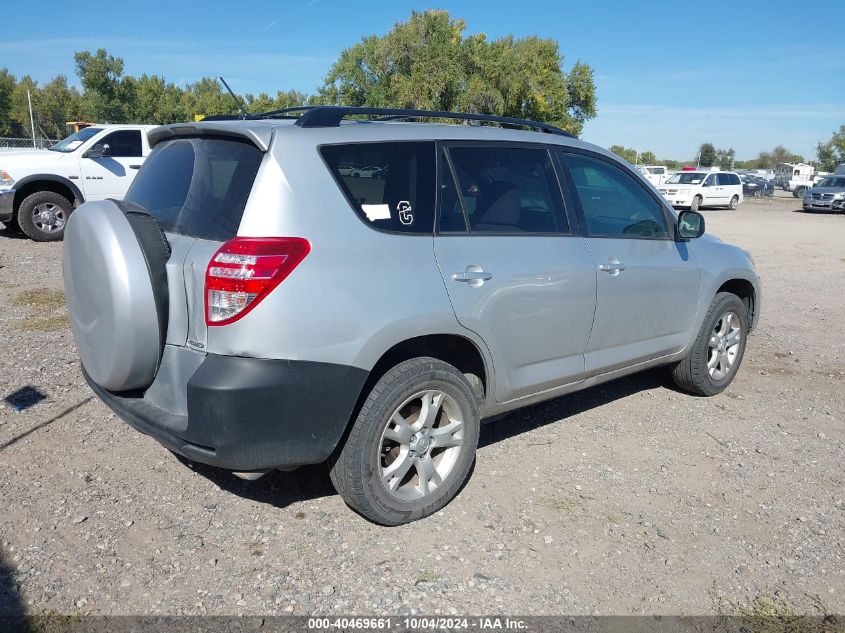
[{"left": 2, "top": 0, "right": 843, "bottom": 160}]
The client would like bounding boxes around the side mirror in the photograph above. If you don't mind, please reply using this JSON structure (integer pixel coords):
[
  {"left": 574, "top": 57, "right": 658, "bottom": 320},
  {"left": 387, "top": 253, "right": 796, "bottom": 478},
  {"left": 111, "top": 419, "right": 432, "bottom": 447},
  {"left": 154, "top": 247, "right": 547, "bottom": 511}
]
[
  {"left": 83, "top": 143, "right": 110, "bottom": 159},
  {"left": 677, "top": 210, "right": 705, "bottom": 239}
]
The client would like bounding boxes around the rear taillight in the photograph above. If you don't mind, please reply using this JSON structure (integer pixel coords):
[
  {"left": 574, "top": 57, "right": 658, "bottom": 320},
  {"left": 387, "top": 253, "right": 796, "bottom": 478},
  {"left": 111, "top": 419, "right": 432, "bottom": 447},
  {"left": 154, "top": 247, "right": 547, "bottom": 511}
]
[{"left": 205, "top": 237, "right": 310, "bottom": 326}]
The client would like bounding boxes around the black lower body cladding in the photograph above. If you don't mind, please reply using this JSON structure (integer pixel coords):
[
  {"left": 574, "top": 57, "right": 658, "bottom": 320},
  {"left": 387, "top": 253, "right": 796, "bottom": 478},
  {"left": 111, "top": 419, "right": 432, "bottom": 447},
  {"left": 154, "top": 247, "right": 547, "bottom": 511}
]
[{"left": 86, "top": 354, "right": 369, "bottom": 471}]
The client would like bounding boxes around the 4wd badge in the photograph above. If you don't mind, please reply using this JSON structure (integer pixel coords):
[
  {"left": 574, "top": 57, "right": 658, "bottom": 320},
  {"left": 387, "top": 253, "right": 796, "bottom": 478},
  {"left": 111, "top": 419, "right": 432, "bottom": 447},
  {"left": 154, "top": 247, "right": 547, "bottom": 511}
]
[{"left": 397, "top": 201, "right": 413, "bottom": 225}]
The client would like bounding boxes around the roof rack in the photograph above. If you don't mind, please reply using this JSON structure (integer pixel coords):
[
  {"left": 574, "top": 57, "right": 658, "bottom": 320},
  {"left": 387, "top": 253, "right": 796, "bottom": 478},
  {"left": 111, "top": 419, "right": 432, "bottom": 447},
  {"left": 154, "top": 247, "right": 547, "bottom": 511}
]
[
  {"left": 204, "top": 105, "right": 575, "bottom": 138},
  {"left": 284, "top": 106, "right": 574, "bottom": 137}
]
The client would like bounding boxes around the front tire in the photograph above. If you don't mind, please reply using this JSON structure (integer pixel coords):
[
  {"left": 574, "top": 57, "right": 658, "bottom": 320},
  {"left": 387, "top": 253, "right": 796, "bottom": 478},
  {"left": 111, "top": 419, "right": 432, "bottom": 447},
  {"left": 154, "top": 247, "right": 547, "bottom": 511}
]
[
  {"left": 17, "top": 191, "right": 73, "bottom": 241},
  {"left": 793, "top": 186, "right": 806, "bottom": 199},
  {"left": 671, "top": 292, "right": 748, "bottom": 396},
  {"left": 330, "top": 357, "right": 480, "bottom": 525},
  {"left": 690, "top": 195, "right": 702, "bottom": 212}
]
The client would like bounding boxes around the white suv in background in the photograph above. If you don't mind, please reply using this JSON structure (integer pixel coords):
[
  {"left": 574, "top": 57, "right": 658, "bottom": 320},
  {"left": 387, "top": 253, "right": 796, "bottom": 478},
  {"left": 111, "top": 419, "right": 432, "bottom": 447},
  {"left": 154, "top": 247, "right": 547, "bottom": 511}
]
[
  {"left": 659, "top": 171, "right": 743, "bottom": 211},
  {"left": 0, "top": 124, "right": 155, "bottom": 241}
]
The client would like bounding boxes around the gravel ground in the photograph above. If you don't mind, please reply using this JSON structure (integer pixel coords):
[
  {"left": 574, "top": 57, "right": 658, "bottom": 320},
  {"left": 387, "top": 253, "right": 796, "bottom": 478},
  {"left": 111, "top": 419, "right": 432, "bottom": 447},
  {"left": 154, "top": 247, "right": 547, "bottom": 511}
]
[{"left": 0, "top": 196, "right": 843, "bottom": 617}]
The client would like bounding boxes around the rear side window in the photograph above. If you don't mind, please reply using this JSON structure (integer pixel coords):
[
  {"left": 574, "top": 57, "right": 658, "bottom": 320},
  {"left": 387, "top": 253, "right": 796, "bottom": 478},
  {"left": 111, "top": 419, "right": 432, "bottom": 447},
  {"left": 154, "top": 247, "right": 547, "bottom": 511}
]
[
  {"left": 718, "top": 173, "right": 738, "bottom": 186},
  {"left": 321, "top": 142, "right": 436, "bottom": 233},
  {"left": 124, "top": 137, "right": 263, "bottom": 242},
  {"left": 442, "top": 145, "right": 566, "bottom": 234}
]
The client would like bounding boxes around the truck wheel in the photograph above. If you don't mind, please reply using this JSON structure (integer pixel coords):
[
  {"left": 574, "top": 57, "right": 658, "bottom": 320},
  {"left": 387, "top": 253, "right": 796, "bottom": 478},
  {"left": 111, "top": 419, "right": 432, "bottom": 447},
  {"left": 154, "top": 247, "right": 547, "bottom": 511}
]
[
  {"left": 690, "top": 195, "right": 702, "bottom": 212},
  {"left": 330, "top": 357, "right": 480, "bottom": 526},
  {"left": 671, "top": 292, "right": 748, "bottom": 396},
  {"left": 728, "top": 195, "right": 739, "bottom": 210},
  {"left": 17, "top": 191, "right": 73, "bottom": 241}
]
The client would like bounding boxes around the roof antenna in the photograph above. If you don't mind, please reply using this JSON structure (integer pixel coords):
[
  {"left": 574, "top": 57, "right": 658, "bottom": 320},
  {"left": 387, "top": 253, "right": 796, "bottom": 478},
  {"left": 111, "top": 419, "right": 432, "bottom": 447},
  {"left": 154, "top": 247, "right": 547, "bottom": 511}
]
[{"left": 218, "top": 77, "right": 249, "bottom": 118}]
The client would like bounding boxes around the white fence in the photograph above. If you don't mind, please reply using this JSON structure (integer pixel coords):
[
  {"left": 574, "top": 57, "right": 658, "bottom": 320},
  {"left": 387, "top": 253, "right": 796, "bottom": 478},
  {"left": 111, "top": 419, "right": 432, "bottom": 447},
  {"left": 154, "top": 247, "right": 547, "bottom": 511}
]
[{"left": 0, "top": 137, "right": 59, "bottom": 151}]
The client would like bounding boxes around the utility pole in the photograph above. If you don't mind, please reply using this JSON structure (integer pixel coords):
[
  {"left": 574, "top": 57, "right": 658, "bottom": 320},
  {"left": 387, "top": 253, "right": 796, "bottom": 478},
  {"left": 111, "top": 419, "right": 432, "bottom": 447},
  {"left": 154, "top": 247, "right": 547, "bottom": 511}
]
[{"left": 27, "top": 90, "right": 36, "bottom": 148}]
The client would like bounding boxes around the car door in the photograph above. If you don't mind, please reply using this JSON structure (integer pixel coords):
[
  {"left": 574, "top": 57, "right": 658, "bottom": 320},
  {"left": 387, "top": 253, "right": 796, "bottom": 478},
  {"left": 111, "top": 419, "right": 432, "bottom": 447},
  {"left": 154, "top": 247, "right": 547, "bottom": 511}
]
[
  {"left": 433, "top": 143, "right": 597, "bottom": 402},
  {"left": 559, "top": 150, "right": 701, "bottom": 374},
  {"left": 700, "top": 173, "right": 722, "bottom": 206},
  {"left": 79, "top": 129, "right": 144, "bottom": 200}
]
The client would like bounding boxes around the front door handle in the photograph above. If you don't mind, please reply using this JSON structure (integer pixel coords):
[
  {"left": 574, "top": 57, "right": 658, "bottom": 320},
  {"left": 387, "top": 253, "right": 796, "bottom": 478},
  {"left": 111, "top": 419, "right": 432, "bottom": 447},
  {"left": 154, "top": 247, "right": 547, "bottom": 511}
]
[
  {"left": 598, "top": 259, "right": 626, "bottom": 274},
  {"left": 129, "top": 164, "right": 141, "bottom": 169},
  {"left": 453, "top": 266, "right": 492, "bottom": 287}
]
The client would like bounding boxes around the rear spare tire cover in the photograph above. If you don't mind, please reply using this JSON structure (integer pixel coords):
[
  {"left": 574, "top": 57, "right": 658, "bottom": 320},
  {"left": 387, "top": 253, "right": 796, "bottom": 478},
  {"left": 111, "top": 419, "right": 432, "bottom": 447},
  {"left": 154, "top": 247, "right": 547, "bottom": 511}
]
[{"left": 63, "top": 199, "right": 169, "bottom": 391}]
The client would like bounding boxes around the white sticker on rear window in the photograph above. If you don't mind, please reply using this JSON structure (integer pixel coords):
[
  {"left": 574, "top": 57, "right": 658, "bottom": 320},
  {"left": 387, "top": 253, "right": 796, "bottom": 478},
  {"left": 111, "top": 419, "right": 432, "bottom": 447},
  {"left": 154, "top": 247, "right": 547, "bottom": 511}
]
[
  {"left": 361, "top": 203, "right": 391, "bottom": 221},
  {"left": 691, "top": 179, "right": 701, "bottom": 184}
]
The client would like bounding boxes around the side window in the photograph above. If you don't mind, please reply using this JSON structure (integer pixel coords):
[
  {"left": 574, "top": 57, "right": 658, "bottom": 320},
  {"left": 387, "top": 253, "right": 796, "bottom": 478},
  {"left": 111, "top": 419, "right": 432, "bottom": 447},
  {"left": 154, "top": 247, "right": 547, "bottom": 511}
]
[
  {"left": 717, "top": 173, "right": 733, "bottom": 186},
  {"left": 703, "top": 174, "right": 716, "bottom": 186},
  {"left": 563, "top": 152, "right": 670, "bottom": 239},
  {"left": 321, "top": 142, "right": 435, "bottom": 233},
  {"left": 438, "top": 149, "right": 469, "bottom": 233},
  {"left": 732, "top": 174, "right": 741, "bottom": 185},
  {"left": 443, "top": 145, "right": 567, "bottom": 234},
  {"left": 98, "top": 130, "right": 142, "bottom": 157}
]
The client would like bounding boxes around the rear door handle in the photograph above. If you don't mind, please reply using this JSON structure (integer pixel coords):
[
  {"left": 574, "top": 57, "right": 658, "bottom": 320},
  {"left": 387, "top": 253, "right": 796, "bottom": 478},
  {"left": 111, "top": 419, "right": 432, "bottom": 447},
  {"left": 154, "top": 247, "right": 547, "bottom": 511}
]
[
  {"left": 129, "top": 164, "right": 141, "bottom": 169},
  {"left": 598, "top": 260, "right": 626, "bottom": 274}
]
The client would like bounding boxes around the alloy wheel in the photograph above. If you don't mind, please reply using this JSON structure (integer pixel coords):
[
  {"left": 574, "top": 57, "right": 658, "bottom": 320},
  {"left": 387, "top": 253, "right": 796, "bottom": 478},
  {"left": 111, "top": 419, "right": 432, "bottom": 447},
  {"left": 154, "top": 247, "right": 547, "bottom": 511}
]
[
  {"left": 32, "top": 202, "right": 66, "bottom": 233},
  {"left": 379, "top": 390, "right": 465, "bottom": 502},
  {"left": 708, "top": 311, "right": 741, "bottom": 380}
]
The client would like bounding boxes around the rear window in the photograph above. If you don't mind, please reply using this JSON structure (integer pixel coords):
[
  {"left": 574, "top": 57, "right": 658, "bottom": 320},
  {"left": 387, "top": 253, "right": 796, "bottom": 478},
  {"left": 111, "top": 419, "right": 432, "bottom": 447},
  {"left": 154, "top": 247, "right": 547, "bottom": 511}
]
[
  {"left": 124, "top": 137, "right": 263, "bottom": 242},
  {"left": 320, "top": 142, "right": 436, "bottom": 233}
]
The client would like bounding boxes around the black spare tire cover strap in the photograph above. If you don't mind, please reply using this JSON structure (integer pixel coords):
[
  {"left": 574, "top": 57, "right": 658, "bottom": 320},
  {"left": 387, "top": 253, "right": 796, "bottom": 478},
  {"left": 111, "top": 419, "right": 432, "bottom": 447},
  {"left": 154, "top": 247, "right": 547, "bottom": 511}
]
[{"left": 109, "top": 199, "right": 171, "bottom": 367}]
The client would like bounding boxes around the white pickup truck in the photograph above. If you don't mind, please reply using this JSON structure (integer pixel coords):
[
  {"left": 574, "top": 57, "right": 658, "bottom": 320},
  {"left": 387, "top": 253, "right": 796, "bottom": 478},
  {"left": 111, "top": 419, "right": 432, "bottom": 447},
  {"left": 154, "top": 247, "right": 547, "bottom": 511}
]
[{"left": 0, "top": 124, "right": 155, "bottom": 241}]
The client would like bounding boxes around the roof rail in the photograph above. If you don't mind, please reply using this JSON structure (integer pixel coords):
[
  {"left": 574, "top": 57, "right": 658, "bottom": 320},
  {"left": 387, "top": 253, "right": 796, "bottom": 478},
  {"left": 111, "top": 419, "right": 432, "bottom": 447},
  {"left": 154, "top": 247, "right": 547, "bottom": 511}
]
[{"left": 282, "top": 106, "right": 574, "bottom": 137}]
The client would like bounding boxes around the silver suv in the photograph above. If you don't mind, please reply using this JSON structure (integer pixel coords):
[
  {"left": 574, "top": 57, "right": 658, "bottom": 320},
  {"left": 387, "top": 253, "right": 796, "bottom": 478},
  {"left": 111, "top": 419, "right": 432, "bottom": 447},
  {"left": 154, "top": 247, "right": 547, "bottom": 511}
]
[{"left": 63, "top": 107, "right": 761, "bottom": 525}]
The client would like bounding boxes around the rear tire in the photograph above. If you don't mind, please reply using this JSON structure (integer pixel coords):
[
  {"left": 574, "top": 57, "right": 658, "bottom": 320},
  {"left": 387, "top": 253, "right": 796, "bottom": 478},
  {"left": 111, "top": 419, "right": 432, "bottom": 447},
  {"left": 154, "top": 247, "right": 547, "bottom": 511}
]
[
  {"left": 671, "top": 292, "right": 748, "bottom": 396},
  {"left": 690, "top": 195, "right": 702, "bottom": 212},
  {"left": 330, "top": 357, "right": 480, "bottom": 526},
  {"left": 17, "top": 191, "right": 73, "bottom": 241},
  {"left": 728, "top": 195, "right": 739, "bottom": 210}
]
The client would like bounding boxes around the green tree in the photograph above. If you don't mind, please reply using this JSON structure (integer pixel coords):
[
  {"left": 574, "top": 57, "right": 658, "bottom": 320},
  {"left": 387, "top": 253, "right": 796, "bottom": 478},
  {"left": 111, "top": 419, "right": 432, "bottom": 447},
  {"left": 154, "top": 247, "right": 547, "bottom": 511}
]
[
  {"left": 609, "top": 145, "right": 637, "bottom": 164},
  {"left": 9, "top": 75, "right": 39, "bottom": 137},
  {"left": 815, "top": 125, "right": 845, "bottom": 171},
  {"left": 638, "top": 151, "right": 657, "bottom": 165},
  {"left": 181, "top": 77, "right": 237, "bottom": 121},
  {"left": 125, "top": 74, "right": 185, "bottom": 124},
  {"left": 698, "top": 142, "right": 716, "bottom": 167},
  {"left": 318, "top": 10, "right": 596, "bottom": 135},
  {"left": 0, "top": 68, "right": 16, "bottom": 135},
  {"left": 74, "top": 49, "right": 127, "bottom": 122},
  {"left": 39, "top": 75, "right": 82, "bottom": 137},
  {"left": 716, "top": 147, "right": 735, "bottom": 170}
]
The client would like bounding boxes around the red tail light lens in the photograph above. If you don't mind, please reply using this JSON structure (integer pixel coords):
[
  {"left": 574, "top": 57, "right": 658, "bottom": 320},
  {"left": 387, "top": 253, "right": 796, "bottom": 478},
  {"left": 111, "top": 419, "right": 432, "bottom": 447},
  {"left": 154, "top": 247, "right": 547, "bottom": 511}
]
[{"left": 205, "top": 237, "right": 310, "bottom": 326}]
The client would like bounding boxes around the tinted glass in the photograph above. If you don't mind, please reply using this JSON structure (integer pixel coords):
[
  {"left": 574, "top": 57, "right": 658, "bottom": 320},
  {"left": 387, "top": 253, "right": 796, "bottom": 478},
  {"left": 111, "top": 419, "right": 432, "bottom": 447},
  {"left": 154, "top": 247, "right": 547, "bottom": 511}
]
[
  {"left": 564, "top": 153, "right": 669, "bottom": 238},
  {"left": 717, "top": 173, "right": 736, "bottom": 186},
  {"left": 321, "top": 142, "right": 436, "bottom": 233},
  {"left": 124, "top": 137, "right": 263, "bottom": 242},
  {"left": 732, "top": 174, "right": 741, "bottom": 185},
  {"left": 438, "top": 149, "right": 469, "bottom": 232},
  {"left": 445, "top": 146, "right": 566, "bottom": 234},
  {"left": 99, "top": 130, "right": 142, "bottom": 157}
]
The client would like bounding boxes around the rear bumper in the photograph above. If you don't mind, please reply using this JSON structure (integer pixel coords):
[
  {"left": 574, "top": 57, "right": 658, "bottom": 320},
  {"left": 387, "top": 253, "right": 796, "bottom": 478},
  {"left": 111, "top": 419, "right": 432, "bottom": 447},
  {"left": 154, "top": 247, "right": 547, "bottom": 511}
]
[
  {"left": 0, "top": 189, "right": 14, "bottom": 223},
  {"left": 85, "top": 354, "right": 368, "bottom": 471}
]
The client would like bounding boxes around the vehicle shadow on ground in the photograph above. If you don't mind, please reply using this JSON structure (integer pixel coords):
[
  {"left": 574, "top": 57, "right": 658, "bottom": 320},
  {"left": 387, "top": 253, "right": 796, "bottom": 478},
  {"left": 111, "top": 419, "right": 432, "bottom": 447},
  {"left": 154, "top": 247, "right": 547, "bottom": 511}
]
[
  {"left": 176, "top": 456, "right": 337, "bottom": 510},
  {"left": 180, "top": 369, "right": 679, "bottom": 510},
  {"left": 0, "top": 547, "right": 27, "bottom": 631},
  {"left": 0, "top": 226, "right": 26, "bottom": 240},
  {"left": 479, "top": 367, "right": 676, "bottom": 449}
]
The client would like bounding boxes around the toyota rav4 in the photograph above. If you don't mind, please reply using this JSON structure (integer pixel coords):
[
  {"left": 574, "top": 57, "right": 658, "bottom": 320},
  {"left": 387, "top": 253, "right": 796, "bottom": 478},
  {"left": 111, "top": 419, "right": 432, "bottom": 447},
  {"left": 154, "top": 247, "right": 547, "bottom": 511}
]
[{"left": 62, "top": 107, "right": 761, "bottom": 525}]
